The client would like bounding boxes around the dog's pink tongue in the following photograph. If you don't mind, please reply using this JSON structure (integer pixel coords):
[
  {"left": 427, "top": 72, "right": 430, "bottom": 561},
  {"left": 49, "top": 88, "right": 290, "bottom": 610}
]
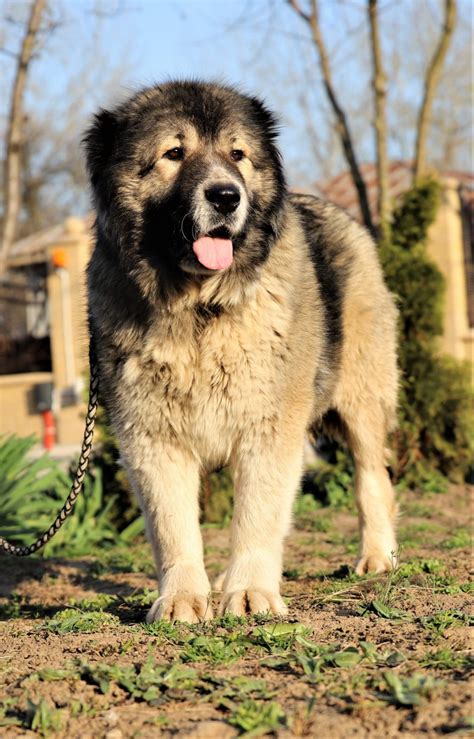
[{"left": 192, "top": 236, "right": 233, "bottom": 270}]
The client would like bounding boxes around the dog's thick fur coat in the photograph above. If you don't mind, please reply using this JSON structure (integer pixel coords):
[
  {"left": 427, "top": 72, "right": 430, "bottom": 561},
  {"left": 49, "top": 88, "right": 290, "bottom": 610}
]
[{"left": 85, "top": 81, "right": 398, "bottom": 622}]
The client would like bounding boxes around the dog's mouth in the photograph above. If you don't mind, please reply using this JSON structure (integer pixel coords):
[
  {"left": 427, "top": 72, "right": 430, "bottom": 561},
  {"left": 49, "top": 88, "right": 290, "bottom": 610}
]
[{"left": 192, "top": 226, "right": 233, "bottom": 271}]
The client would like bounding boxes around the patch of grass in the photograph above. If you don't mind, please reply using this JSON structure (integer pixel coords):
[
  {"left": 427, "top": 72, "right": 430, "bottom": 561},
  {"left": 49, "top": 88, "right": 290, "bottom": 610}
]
[
  {"left": 213, "top": 676, "right": 274, "bottom": 704},
  {"left": 249, "top": 622, "right": 309, "bottom": 653},
  {"left": 441, "top": 528, "right": 471, "bottom": 549},
  {"left": 0, "top": 699, "right": 22, "bottom": 728},
  {"left": 0, "top": 593, "right": 58, "bottom": 621},
  {"left": 0, "top": 593, "right": 22, "bottom": 620},
  {"left": 81, "top": 657, "right": 200, "bottom": 702},
  {"left": 394, "top": 558, "right": 443, "bottom": 577},
  {"left": 283, "top": 567, "right": 302, "bottom": 579},
  {"left": 293, "top": 493, "right": 320, "bottom": 517},
  {"left": 211, "top": 614, "right": 248, "bottom": 629},
  {"left": 265, "top": 640, "right": 405, "bottom": 683},
  {"left": 392, "top": 559, "right": 470, "bottom": 594},
  {"left": 421, "top": 610, "right": 474, "bottom": 635},
  {"left": 26, "top": 698, "right": 63, "bottom": 736},
  {"left": 380, "top": 672, "right": 443, "bottom": 707},
  {"left": 402, "top": 501, "right": 434, "bottom": 518},
  {"left": 399, "top": 521, "right": 443, "bottom": 547},
  {"left": 42, "top": 609, "right": 120, "bottom": 634},
  {"left": 420, "top": 648, "right": 473, "bottom": 671},
  {"left": 36, "top": 666, "right": 78, "bottom": 681},
  {"left": 87, "top": 546, "right": 155, "bottom": 576},
  {"left": 68, "top": 594, "right": 117, "bottom": 611},
  {"left": 181, "top": 635, "right": 247, "bottom": 665},
  {"left": 139, "top": 619, "right": 184, "bottom": 640},
  {"left": 357, "top": 599, "right": 412, "bottom": 622},
  {"left": 227, "top": 699, "right": 288, "bottom": 736}
]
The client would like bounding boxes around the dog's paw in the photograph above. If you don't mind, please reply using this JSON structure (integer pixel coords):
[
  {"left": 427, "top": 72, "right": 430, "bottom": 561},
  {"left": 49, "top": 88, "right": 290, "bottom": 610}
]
[
  {"left": 219, "top": 589, "right": 288, "bottom": 617},
  {"left": 355, "top": 551, "right": 397, "bottom": 575},
  {"left": 147, "top": 593, "right": 213, "bottom": 624}
]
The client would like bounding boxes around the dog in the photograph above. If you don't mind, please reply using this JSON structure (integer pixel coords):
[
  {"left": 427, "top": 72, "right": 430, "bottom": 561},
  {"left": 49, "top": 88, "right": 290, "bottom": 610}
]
[{"left": 84, "top": 80, "right": 399, "bottom": 623}]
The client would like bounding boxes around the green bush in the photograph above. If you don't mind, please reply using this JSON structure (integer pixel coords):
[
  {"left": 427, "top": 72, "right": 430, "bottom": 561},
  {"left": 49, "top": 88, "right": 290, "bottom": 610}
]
[
  {"left": 381, "top": 178, "right": 473, "bottom": 486},
  {"left": 0, "top": 435, "right": 119, "bottom": 556}
]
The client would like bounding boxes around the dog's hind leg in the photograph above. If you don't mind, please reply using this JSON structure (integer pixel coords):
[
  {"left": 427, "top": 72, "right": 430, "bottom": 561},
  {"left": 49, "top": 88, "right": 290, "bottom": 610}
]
[
  {"left": 124, "top": 442, "right": 213, "bottom": 623},
  {"left": 335, "top": 404, "right": 398, "bottom": 574}
]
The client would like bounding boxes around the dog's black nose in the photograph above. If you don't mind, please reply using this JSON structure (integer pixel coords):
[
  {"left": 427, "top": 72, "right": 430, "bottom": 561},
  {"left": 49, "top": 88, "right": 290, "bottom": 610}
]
[{"left": 205, "top": 184, "right": 240, "bottom": 214}]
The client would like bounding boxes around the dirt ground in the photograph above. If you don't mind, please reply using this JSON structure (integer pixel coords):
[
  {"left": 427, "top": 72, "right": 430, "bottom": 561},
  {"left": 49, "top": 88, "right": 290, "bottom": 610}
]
[{"left": 0, "top": 485, "right": 472, "bottom": 738}]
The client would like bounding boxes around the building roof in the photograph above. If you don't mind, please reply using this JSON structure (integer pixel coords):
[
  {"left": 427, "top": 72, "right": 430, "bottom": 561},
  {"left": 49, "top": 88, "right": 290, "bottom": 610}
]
[
  {"left": 7, "top": 215, "right": 94, "bottom": 268},
  {"left": 312, "top": 161, "right": 474, "bottom": 223}
]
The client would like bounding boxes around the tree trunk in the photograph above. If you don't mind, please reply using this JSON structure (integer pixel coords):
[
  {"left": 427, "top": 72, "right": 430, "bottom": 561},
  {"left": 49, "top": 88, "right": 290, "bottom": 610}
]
[
  {"left": 0, "top": 0, "right": 46, "bottom": 277},
  {"left": 288, "top": 0, "right": 375, "bottom": 238},
  {"left": 414, "top": 0, "right": 457, "bottom": 181},
  {"left": 368, "top": 0, "right": 390, "bottom": 244}
]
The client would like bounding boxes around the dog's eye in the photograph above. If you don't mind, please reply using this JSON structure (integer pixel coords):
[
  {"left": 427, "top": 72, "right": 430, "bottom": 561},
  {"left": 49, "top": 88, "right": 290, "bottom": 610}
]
[
  {"left": 230, "top": 149, "right": 244, "bottom": 162},
  {"left": 163, "top": 147, "right": 184, "bottom": 161}
]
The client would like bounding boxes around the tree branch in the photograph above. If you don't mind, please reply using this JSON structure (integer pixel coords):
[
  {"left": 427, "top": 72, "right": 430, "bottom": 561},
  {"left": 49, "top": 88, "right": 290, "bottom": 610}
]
[
  {"left": 288, "top": 0, "right": 375, "bottom": 236},
  {"left": 414, "top": 0, "right": 457, "bottom": 181},
  {"left": 368, "top": 0, "right": 390, "bottom": 242},
  {"left": 0, "top": 0, "right": 46, "bottom": 277}
]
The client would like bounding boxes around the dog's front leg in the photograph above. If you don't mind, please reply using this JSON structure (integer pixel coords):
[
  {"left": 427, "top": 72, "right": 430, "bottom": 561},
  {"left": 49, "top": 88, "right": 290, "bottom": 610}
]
[
  {"left": 220, "top": 432, "right": 306, "bottom": 617},
  {"left": 124, "top": 443, "right": 212, "bottom": 623}
]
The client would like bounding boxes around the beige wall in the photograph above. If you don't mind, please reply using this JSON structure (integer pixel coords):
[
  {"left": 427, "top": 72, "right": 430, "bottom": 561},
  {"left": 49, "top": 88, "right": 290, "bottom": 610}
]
[
  {"left": 427, "top": 179, "right": 473, "bottom": 364},
  {"left": 0, "top": 372, "right": 53, "bottom": 439}
]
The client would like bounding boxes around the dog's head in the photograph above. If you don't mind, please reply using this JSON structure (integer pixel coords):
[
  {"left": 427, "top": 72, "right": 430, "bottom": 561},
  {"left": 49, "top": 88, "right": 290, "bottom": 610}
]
[{"left": 84, "top": 81, "right": 286, "bottom": 281}]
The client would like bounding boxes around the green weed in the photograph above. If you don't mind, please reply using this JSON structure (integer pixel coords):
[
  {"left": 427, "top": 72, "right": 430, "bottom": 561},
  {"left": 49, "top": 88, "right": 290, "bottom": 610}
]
[
  {"left": 420, "top": 648, "right": 473, "bottom": 671},
  {"left": 42, "top": 608, "right": 120, "bottom": 634},
  {"left": 265, "top": 640, "right": 405, "bottom": 683},
  {"left": 0, "top": 699, "right": 22, "bottom": 728},
  {"left": 181, "top": 635, "right": 247, "bottom": 664},
  {"left": 357, "top": 599, "right": 411, "bottom": 621},
  {"left": 80, "top": 657, "right": 199, "bottom": 702},
  {"left": 250, "top": 622, "right": 308, "bottom": 653},
  {"left": 421, "top": 610, "right": 474, "bottom": 635},
  {"left": 227, "top": 699, "right": 287, "bottom": 736},
  {"left": 380, "top": 672, "right": 443, "bottom": 707},
  {"left": 441, "top": 528, "right": 471, "bottom": 549},
  {"left": 139, "top": 619, "right": 183, "bottom": 640},
  {"left": 213, "top": 676, "right": 274, "bottom": 704},
  {"left": 87, "top": 547, "right": 154, "bottom": 576},
  {"left": 26, "top": 698, "right": 62, "bottom": 736},
  {"left": 68, "top": 594, "right": 117, "bottom": 611}
]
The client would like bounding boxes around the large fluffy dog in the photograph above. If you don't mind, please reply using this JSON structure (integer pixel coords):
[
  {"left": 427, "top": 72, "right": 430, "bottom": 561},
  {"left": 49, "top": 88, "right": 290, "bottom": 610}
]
[{"left": 85, "top": 81, "right": 398, "bottom": 623}]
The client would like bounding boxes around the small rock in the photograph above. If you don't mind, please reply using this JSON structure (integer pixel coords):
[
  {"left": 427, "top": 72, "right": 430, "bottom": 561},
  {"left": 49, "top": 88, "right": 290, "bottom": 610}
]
[
  {"left": 105, "top": 729, "right": 123, "bottom": 739},
  {"left": 104, "top": 709, "right": 119, "bottom": 727}
]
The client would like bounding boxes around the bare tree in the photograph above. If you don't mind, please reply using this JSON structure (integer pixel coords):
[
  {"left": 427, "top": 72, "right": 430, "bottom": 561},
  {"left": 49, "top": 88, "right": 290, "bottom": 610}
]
[
  {"left": 288, "top": 0, "right": 375, "bottom": 237},
  {"left": 414, "top": 0, "right": 457, "bottom": 180},
  {"left": 0, "top": 0, "right": 46, "bottom": 276},
  {"left": 367, "top": 0, "right": 390, "bottom": 242}
]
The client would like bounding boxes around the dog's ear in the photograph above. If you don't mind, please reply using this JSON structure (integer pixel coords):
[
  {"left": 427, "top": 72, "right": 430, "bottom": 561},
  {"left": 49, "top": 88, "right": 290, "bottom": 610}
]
[
  {"left": 249, "top": 96, "right": 280, "bottom": 141},
  {"left": 83, "top": 109, "right": 120, "bottom": 187}
]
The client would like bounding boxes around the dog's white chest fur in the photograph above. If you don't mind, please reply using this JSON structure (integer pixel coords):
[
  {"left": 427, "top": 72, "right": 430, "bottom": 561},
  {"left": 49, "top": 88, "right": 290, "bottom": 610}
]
[{"left": 120, "top": 284, "right": 290, "bottom": 467}]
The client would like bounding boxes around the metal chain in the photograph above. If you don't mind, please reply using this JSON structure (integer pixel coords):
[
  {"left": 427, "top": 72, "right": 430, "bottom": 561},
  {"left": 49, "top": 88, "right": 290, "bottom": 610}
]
[{"left": 0, "top": 343, "right": 100, "bottom": 556}]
